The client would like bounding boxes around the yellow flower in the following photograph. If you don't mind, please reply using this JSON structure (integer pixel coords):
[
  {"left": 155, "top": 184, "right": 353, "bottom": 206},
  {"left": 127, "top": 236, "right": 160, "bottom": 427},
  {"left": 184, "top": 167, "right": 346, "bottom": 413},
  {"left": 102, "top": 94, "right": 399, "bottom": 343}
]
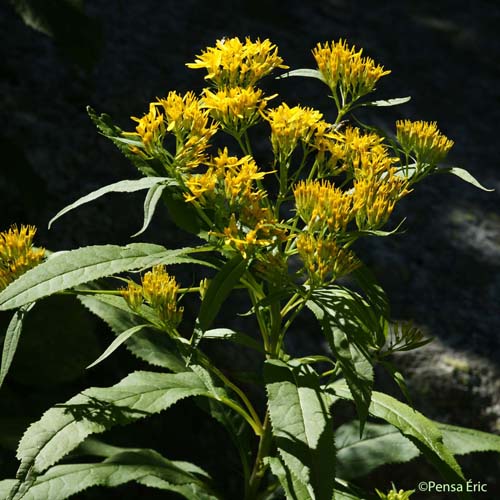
[
  {"left": 353, "top": 168, "right": 410, "bottom": 230},
  {"left": 201, "top": 86, "right": 273, "bottom": 134},
  {"left": 296, "top": 233, "right": 360, "bottom": 284},
  {"left": 0, "top": 225, "right": 45, "bottom": 291},
  {"left": 313, "top": 39, "right": 390, "bottom": 104},
  {"left": 396, "top": 120, "right": 454, "bottom": 165},
  {"left": 184, "top": 169, "right": 218, "bottom": 204},
  {"left": 294, "top": 180, "right": 355, "bottom": 234},
  {"left": 122, "top": 265, "right": 183, "bottom": 329},
  {"left": 187, "top": 37, "right": 288, "bottom": 88},
  {"left": 123, "top": 103, "right": 165, "bottom": 157},
  {"left": 266, "top": 103, "right": 323, "bottom": 161}
]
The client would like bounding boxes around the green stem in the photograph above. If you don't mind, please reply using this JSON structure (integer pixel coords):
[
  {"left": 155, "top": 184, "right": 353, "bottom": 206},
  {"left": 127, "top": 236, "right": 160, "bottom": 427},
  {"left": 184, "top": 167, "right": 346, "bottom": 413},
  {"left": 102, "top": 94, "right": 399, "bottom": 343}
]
[{"left": 245, "top": 412, "right": 272, "bottom": 500}]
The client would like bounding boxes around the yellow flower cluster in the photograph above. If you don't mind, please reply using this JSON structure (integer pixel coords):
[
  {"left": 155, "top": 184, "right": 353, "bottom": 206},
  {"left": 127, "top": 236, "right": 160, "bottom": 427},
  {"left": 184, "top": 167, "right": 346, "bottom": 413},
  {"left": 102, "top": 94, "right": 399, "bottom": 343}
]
[
  {"left": 184, "top": 148, "right": 283, "bottom": 258},
  {"left": 202, "top": 86, "right": 272, "bottom": 135},
  {"left": 186, "top": 37, "right": 287, "bottom": 88},
  {"left": 294, "top": 180, "right": 355, "bottom": 233},
  {"left": 396, "top": 120, "right": 454, "bottom": 165},
  {"left": 0, "top": 225, "right": 45, "bottom": 291},
  {"left": 266, "top": 103, "right": 323, "bottom": 161},
  {"left": 121, "top": 265, "right": 183, "bottom": 329},
  {"left": 352, "top": 152, "right": 410, "bottom": 230},
  {"left": 313, "top": 39, "right": 390, "bottom": 104},
  {"left": 126, "top": 103, "right": 165, "bottom": 157},
  {"left": 296, "top": 233, "right": 360, "bottom": 284},
  {"left": 125, "top": 92, "right": 217, "bottom": 170}
]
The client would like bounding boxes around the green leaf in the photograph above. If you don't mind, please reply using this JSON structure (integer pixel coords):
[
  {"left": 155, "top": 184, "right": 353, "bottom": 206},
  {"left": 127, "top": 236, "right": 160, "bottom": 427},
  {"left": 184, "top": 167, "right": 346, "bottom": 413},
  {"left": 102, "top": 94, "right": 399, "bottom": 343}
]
[
  {"left": 86, "top": 324, "right": 149, "bottom": 369},
  {"left": 203, "top": 328, "right": 263, "bottom": 352},
  {"left": 0, "top": 304, "right": 35, "bottom": 389},
  {"left": 359, "top": 97, "right": 411, "bottom": 107},
  {"left": 131, "top": 182, "right": 169, "bottom": 237},
  {"left": 328, "top": 381, "right": 468, "bottom": 493},
  {"left": 48, "top": 177, "right": 174, "bottom": 229},
  {"left": 335, "top": 421, "right": 419, "bottom": 479},
  {"left": 0, "top": 481, "right": 17, "bottom": 498},
  {"left": 308, "top": 287, "right": 376, "bottom": 431},
  {"left": 78, "top": 294, "right": 186, "bottom": 372},
  {"left": 265, "top": 360, "right": 335, "bottom": 500},
  {"left": 275, "top": 69, "right": 326, "bottom": 83},
  {"left": 438, "top": 423, "right": 500, "bottom": 455},
  {"left": 7, "top": 449, "right": 218, "bottom": 500},
  {"left": 163, "top": 189, "right": 205, "bottom": 235},
  {"left": 0, "top": 244, "right": 197, "bottom": 310},
  {"left": 439, "top": 167, "right": 494, "bottom": 192},
  {"left": 14, "top": 370, "right": 223, "bottom": 477},
  {"left": 265, "top": 456, "right": 313, "bottom": 500},
  {"left": 190, "top": 255, "right": 248, "bottom": 352}
]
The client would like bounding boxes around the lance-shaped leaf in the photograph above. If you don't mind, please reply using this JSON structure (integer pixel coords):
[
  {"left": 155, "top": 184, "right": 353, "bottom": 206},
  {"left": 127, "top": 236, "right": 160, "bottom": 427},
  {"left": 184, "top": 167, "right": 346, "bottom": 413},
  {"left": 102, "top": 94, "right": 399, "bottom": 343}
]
[
  {"left": 335, "top": 420, "right": 500, "bottom": 481},
  {"left": 14, "top": 370, "right": 225, "bottom": 478},
  {"left": 78, "top": 294, "right": 186, "bottom": 372},
  {"left": 358, "top": 97, "right": 411, "bottom": 108},
  {"left": 265, "top": 360, "right": 335, "bottom": 500},
  {"left": 328, "top": 381, "right": 468, "bottom": 495},
  {"left": 276, "top": 68, "right": 326, "bottom": 83},
  {"left": 48, "top": 177, "right": 175, "bottom": 229},
  {"left": 439, "top": 167, "right": 494, "bottom": 192},
  {"left": 7, "top": 449, "right": 218, "bottom": 500},
  {"left": 265, "top": 456, "right": 313, "bottom": 500},
  {"left": 0, "top": 304, "right": 35, "bottom": 389},
  {"left": 0, "top": 244, "right": 198, "bottom": 310},
  {"left": 308, "top": 287, "right": 376, "bottom": 432},
  {"left": 190, "top": 255, "right": 248, "bottom": 349},
  {"left": 131, "top": 182, "right": 169, "bottom": 237}
]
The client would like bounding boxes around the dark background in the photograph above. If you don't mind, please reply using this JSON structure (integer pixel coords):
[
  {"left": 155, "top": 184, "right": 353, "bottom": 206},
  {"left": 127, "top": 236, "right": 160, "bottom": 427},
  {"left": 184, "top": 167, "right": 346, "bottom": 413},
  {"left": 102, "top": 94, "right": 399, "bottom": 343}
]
[{"left": 1, "top": 1, "right": 499, "bottom": 498}]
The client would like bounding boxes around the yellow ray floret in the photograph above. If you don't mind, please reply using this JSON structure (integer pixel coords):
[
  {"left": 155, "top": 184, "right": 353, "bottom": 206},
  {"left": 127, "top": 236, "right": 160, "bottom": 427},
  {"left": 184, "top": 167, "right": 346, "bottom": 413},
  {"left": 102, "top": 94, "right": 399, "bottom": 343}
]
[
  {"left": 187, "top": 37, "right": 288, "bottom": 88},
  {"left": 0, "top": 225, "right": 45, "bottom": 291}
]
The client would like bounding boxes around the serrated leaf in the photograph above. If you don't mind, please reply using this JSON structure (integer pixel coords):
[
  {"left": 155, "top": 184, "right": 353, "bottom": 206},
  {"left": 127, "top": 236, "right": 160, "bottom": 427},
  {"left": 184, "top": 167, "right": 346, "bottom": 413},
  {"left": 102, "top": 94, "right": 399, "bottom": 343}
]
[
  {"left": 78, "top": 294, "right": 186, "bottom": 372},
  {"left": 438, "top": 423, "right": 500, "bottom": 455},
  {"left": 335, "top": 421, "right": 419, "bottom": 479},
  {"left": 8, "top": 449, "right": 217, "bottom": 500},
  {"left": 265, "top": 360, "right": 335, "bottom": 500},
  {"left": 0, "top": 244, "right": 197, "bottom": 310},
  {"left": 86, "top": 324, "right": 149, "bottom": 369},
  {"left": 15, "top": 370, "right": 223, "bottom": 477},
  {"left": 0, "top": 304, "right": 35, "bottom": 389},
  {"left": 328, "top": 381, "right": 468, "bottom": 493},
  {"left": 440, "top": 167, "right": 494, "bottom": 192},
  {"left": 131, "top": 182, "right": 169, "bottom": 237},
  {"left": 360, "top": 97, "right": 411, "bottom": 107},
  {"left": 307, "top": 288, "right": 376, "bottom": 432},
  {"left": 48, "top": 177, "right": 174, "bottom": 229},
  {"left": 276, "top": 69, "right": 326, "bottom": 83},
  {"left": 265, "top": 456, "right": 312, "bottom": 500}
]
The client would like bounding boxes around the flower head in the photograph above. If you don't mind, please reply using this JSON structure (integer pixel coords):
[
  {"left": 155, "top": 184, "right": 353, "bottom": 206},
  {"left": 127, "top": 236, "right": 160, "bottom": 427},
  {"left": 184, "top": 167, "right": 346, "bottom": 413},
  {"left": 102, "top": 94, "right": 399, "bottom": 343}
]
[
  {"left": 313, "top": 39, "right": 390, "bottom": 105},
  {"left": 296, "top": 233, "right": 360, "bottom": 284},
  {"left": 124, "top": 103, "right": 166, "bottom": 157},
  {"left": 121, "top": 265, "right": 183, "bottom": 329},
  {"left": 396, "top": 120, "right": 454, "bottom": 165},
  {"left": 266, "top": 103, "right": 323, "bottom": 162},
  {"left": 0, "top": 225, "right": 45, "bottom": 291},
  {"left": 187, "top": 37, "right": 287, "bottom": 88},
  {"left": 294, "top": 180, "right": 355, "bottom": 234},
  {"left": 201, "top": 86, "right": 273, "bottom": 135}
]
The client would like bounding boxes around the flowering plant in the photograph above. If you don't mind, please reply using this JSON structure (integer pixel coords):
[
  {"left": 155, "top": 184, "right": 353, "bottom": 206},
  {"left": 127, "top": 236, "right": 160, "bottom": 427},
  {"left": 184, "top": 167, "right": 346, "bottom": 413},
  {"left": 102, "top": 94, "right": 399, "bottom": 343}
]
[{"left": 0, "top": 37, "right": 498, "bottom": 500}]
